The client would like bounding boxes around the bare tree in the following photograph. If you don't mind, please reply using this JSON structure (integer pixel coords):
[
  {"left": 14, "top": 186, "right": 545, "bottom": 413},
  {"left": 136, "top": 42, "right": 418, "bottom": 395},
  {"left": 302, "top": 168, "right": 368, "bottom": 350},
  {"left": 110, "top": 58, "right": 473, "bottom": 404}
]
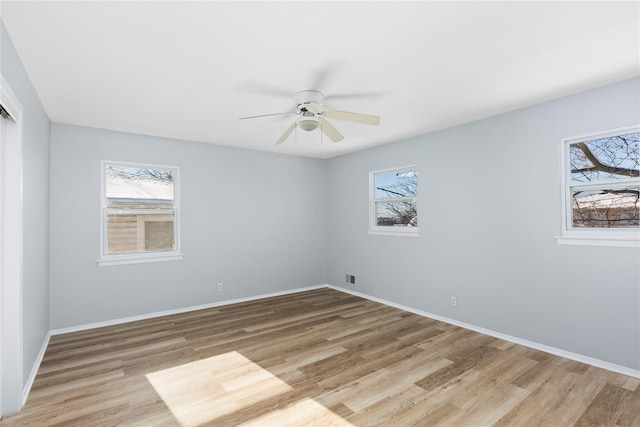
[
  {"left": 376, "top": 171, "right": 417, "bottom": 226},
  {"left": 570, "top": 135, "right": 639, "bottom": 228}
]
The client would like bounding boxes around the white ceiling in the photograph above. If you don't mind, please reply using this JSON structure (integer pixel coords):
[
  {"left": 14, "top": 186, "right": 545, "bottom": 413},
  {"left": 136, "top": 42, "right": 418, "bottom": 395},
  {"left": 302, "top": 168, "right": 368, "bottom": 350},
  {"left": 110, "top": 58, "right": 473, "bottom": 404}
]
[{"left": 2, "top": 1, "right": 639, "bottom": 159}]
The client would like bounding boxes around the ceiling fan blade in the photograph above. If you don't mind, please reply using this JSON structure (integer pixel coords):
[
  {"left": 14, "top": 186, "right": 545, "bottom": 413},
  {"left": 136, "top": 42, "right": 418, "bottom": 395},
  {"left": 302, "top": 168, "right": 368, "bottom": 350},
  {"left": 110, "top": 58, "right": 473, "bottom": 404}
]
[
  {"left": 325, "top": 110, "right": 380, "bottom": 126},
  {"left": 275, "top": 122, "right": 296, "bottom": 145},
  {"left": 240, "top": 112, "right": 294, "bottom": 120},
  {"left": 319, "top": 118, "right": 344, "bottom": 143},
  {"left": 305, "top": 102, "right": 326, "bottom": 115},
  {"left": 325, "top": 90, "right": 387, "bottom": 101}
]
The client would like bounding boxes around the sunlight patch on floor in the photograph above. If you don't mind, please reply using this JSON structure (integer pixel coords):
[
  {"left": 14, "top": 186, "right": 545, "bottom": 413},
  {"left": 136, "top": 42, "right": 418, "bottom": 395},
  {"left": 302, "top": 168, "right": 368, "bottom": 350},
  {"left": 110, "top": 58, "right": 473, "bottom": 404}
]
[
  {"left": 145, "top": 351, "right": 353, "bottom": 426},
  {"left": 241, "top": 397, "right": 354, "bottom": 426},
  {"left": 146, "top": 351, "right": 291, "bottom": 426}
]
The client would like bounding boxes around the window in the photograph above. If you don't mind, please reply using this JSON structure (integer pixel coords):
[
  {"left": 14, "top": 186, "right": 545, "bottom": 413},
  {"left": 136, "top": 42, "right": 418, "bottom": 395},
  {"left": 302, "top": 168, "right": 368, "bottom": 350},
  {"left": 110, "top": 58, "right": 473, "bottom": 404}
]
[
  {"left": 557, "top": 126, "right": 640, "bottom": 247},
  {"left": 99, "top": 161, "right": 182, "bottom": 266},
  {"left": 369, "top": 166, "right": 418, "bottom": 236}
]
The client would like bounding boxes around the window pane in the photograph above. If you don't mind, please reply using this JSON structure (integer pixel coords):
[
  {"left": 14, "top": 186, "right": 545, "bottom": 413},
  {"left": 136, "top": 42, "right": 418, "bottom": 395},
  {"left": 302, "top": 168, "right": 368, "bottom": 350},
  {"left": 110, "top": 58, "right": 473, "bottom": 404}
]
[
  {"left": 375, "top": 168, "right": 417, "bottom": 200},
  {"left": 571, "top": 187, "right": 639, "bottom": 228},
  {"left": 375, "top": 201, "right": 417, "bottom": 227},
  {"left": 144, "top": 220, "right": 175, "bottom": 251},
  {"left": 106, "top": 212, "right": 175, "bottom": 254},
  {"left": 569, "top": 133, "right": 639, "bottom": 182},
  {"left": 106, "top": 164, "right": 174, "bottom": 208}
]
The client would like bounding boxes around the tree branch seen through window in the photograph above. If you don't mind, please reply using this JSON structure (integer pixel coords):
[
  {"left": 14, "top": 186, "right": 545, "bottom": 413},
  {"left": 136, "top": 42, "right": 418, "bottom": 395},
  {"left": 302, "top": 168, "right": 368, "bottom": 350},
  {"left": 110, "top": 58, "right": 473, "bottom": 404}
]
[
  {"left": 569, "top": 133, "right": 639, "bottom": 229},
  {"left": 373, "top": 168, "right": 417, "bottom": 227}
]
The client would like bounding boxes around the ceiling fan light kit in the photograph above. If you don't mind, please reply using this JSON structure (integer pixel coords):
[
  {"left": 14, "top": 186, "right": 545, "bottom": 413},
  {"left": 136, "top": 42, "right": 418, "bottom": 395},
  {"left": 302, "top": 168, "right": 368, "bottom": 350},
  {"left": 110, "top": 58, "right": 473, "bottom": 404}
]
[
  {"left": 297, "top": 117, "right": 320, "bottom": 132},
  {"left": 240, "top": 89, "right": 380, "bottom": 145}
]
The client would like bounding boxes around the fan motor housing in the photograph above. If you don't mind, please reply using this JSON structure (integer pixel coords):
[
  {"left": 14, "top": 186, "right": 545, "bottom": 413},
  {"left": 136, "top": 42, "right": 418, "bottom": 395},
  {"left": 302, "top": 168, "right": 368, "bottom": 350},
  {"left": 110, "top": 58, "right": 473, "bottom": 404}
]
[{"left": 295, "top": 90, "right": 324, "bottom": 112}]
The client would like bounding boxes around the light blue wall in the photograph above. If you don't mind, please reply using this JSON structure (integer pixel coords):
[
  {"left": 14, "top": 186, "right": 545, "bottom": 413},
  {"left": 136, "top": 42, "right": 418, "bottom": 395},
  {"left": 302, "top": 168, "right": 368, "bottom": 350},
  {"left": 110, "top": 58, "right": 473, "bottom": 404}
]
[
  {"left": 49, "top": 124, "right": 327, "bottom": 328},
  {"left": 5, "top": 12, "right": 638, "bottom": 379},
  {"left": 1, "top": 22, "right": 51, "bottom": 393},
  {"left": 326, "top": 77, "right": 640, "bottom": 370},
  {"left": 47, "top": 79, "right": 640, "bottom": 371}
]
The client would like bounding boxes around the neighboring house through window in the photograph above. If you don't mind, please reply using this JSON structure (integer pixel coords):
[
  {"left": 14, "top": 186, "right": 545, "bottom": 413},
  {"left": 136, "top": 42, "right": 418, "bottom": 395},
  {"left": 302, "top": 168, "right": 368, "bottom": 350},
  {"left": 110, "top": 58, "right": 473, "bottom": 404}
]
[
  {"left": 99, "top": 161, "right": 183, "bottom": 266},
  {"left": 557, "top": 125, "right": 640, "bottom": 247},
  {"left": 369, "top": 166, "right": 418, "bottom": 236}
]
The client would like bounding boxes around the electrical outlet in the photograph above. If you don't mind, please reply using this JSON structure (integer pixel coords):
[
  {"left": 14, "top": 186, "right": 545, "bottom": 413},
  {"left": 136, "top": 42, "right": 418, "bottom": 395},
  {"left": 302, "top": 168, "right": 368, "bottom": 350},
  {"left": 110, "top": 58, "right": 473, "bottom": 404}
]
[
  {"left": 346, "top": 274, "right": 356, "bottom": 285},
  {"left": 450, "top": 296, "right": 457, "bottom": 307},
  {"left": 350, "top": 275, "right": 356, "bottom": 285},
  {"left": 217, "top": 282, "right": 223, "bottom": 292}
]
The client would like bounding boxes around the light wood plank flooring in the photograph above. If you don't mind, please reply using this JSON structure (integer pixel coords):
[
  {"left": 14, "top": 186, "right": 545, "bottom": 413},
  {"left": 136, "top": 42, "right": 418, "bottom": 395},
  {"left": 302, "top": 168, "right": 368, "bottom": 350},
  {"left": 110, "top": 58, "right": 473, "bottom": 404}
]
[{"left": 1, "top": 288, "right": 638, "bottom": 426}]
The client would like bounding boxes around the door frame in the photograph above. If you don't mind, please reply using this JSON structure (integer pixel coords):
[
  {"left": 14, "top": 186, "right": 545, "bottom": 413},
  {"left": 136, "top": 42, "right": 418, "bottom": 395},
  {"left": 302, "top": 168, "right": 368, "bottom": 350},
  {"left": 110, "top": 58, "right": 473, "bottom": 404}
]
[{"left": 0, "top": 75, "right": 24, "bottom": 417}]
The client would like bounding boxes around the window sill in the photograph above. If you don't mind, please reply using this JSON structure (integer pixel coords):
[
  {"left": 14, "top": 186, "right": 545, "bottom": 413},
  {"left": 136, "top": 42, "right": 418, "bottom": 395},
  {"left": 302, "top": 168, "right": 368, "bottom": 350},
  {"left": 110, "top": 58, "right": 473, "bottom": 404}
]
[
  {"left": 97, "top": 253, "right": 184, "bottom": 267},
  {"left": 555, "top": 234, "right": 639, "bottom": 248},
  {"left": 368, "top": 228, "right": 420, "bottom": 237}
]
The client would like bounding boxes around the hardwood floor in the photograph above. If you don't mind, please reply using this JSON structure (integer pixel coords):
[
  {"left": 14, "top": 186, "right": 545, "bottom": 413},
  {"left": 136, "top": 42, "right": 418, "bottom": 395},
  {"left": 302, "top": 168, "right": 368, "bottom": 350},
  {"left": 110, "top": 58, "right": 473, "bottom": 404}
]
[{"left": 1, "top": 288, "right": 638, "bottom": 426}]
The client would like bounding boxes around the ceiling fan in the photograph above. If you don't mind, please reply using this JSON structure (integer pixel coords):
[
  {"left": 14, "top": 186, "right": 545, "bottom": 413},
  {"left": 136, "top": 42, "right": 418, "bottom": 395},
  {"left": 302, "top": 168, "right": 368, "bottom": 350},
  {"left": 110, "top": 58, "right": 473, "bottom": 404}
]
[{"left": 240, "top": 90, "right": 380, "bottom": 145}]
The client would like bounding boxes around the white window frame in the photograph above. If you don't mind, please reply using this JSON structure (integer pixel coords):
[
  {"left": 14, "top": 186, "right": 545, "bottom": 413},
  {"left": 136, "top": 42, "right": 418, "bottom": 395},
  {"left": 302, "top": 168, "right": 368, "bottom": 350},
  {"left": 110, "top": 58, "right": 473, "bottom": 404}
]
[
  {"left": 98, "top": 161, "right": 183, "bottom": 266},
  {"left": 368, "top": 165, "right": 419, "bottom": 237},
  {"left": 556, "top": 125, "right": 640, "bottom": 248}
]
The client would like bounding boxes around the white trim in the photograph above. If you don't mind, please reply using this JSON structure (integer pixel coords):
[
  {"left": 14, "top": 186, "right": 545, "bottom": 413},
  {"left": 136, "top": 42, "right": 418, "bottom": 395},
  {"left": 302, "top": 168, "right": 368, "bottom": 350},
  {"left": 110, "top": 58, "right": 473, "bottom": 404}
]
[
  {"left": 22, "top": 332, "right": 50, "bottom": 406},
  {"left": 558, "top": 125, "right": 640, "bottom": 247},
  {"left": 564, "top": 125, "right": 640, "bottom": 146},
  {"left": 0, "top": 75, "right": 24, "bottom": 416},
  {"left": 107, "top": 209, "right": 175, "bottom": 215},
  {"left": 97, "top": 253, "right": 184, "bottom": 267},
  {"left": 325, "top": 284, "right": 640, "bottom": 379},
  {"left": 45, "top": 283, "right": 640, "bottom": 379},
  {"left": 99, "top": 161, "right": 182, "bottom": 266},
  {"left": 22, "top": 283, "right": 637, "bottom": 407},
  {"left": 50, "top": 285, "right": 325, "bottom": 336},
  {"left": 369, "top": 165, "right": 419, "bottom": 235},
  {"left": 0, "top": 77, "right": 23, "bottom": 123},
  {"left": 555, "top": 234, "right": 640, "bottom": 248},
  {"left": 367, "top": 228, "right": 420, "bottom": 237}
]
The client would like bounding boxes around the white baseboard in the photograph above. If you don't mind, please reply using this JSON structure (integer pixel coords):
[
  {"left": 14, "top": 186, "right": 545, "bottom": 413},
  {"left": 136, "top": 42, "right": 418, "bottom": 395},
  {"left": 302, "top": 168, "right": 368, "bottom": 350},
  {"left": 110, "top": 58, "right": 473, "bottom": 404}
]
[
  {"left": 50, "top": 285, "right": 326, "bottom": 336},
  {"left": 22, "top": 331, "right": 51, "bottom": 406},
  {"left": 325, "top": 284, "right": 640, "bottom": 379},
  {"left": 32, "top": 281, "right": 636, "bottom": 412},
  {"left": 26, "top": 285, "right": 326, "bottom": 406}
]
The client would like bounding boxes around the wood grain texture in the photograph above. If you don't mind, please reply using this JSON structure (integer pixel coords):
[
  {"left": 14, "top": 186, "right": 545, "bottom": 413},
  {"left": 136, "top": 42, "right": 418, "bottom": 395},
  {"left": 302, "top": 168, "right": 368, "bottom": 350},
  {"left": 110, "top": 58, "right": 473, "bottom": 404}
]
[{"left": 1, "top": 288, "right": 638, "bottom": 426}]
